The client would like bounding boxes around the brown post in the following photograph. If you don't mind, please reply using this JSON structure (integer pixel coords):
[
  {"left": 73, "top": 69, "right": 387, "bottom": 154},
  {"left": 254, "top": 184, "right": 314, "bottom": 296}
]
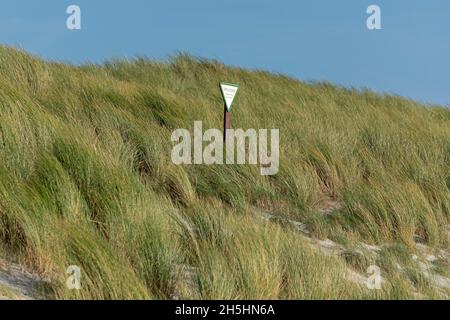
[{"left": 224, "top": 103, "right": 231, "bottom": 142}]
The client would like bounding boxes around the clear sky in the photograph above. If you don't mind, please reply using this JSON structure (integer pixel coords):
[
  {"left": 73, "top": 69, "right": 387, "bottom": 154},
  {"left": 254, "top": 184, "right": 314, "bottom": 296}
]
[{"left": 0, "top": 0, "right": 449, "bottom": 106}]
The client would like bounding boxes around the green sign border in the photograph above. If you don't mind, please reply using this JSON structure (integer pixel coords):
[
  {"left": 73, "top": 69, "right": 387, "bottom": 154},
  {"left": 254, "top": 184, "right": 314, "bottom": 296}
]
[{"left": 220, "top": 82, "right": 239, "bottom": 112}]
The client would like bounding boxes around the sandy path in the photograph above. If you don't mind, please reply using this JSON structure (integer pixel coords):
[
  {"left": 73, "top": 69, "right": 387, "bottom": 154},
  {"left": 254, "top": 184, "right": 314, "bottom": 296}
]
[{"left": 0, "top": 258, "right": 46, "bottom": 300}]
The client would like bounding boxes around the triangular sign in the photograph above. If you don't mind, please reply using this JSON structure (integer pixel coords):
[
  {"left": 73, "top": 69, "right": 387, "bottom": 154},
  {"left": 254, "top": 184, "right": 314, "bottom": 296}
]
[{"left": 220, "top": 82, "right": 239, "bottom": 111}]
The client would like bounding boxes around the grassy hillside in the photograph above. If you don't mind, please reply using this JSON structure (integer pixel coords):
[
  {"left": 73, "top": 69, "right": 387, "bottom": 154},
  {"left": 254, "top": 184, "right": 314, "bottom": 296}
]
[{"left": 0, "top": 46, "right": 449, "bottom": 299}]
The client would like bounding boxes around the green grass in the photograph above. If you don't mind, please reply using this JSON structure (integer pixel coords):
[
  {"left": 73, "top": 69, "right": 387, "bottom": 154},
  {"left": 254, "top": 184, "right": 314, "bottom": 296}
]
[{"left": 0, "top": 46, "right": 449, "bottom": 299}]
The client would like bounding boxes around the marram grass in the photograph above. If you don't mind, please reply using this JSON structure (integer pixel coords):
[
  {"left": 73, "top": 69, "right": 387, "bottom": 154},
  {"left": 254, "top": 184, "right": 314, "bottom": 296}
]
[{"left": 0, "top": 46, "right": 448, "bottom": 299}]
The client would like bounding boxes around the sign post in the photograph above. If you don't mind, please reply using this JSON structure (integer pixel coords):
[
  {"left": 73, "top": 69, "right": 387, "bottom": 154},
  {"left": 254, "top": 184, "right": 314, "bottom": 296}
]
[{"left": 220, "top": 82, "right": 239, "bottom": 142}]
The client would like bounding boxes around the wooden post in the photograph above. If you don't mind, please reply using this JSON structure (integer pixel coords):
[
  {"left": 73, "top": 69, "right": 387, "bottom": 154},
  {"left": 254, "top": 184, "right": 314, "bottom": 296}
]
[
  {"left": 220, "top": 82, "right": 238, "bottom": 142},
  {"left": 224, "top": 103, "right": 231, "bottom": 142}
]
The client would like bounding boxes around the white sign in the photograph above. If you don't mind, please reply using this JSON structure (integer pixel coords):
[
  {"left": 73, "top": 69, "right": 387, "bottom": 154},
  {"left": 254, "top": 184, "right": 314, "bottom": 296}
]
[{"left": 220, "top": 82, "right": 239, "bottom": 111}]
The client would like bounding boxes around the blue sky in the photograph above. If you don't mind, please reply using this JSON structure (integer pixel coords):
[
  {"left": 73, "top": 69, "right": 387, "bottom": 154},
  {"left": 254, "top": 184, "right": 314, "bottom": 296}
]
[{"left": 0, "top": 0, "right": 449, "bottom": 105}]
